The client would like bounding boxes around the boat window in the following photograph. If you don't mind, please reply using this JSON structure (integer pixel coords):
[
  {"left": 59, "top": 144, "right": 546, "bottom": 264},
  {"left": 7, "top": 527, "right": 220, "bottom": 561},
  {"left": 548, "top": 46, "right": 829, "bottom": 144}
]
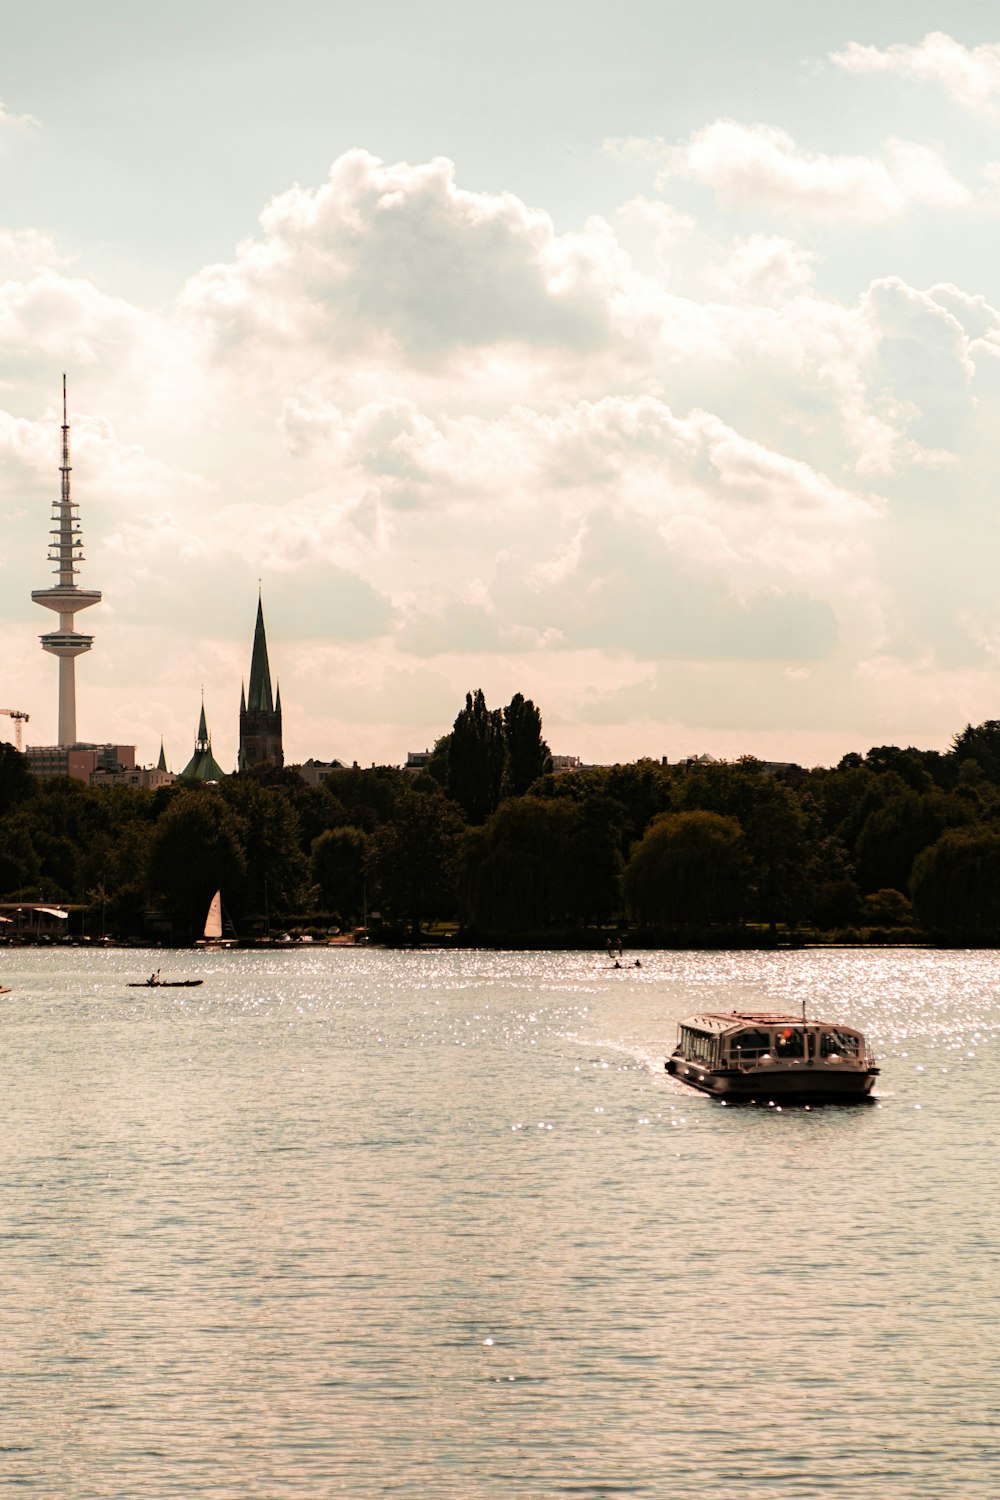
[
  {"left": 820, "top": 1030, "right": 859, "bottom": 1058},
  {"left": 679, "top": 1026, "right": 719, "bottom": 1066},
  {"left": 731, "top": 1030, "right": 770, "bottom": 1058},
  {"left": 774, "top": 1027, "right": 806, "bottom": 1058}
]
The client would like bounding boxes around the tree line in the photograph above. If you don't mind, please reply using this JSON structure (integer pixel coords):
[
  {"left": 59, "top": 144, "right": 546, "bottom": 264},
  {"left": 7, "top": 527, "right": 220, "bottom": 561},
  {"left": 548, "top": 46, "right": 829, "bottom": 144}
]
[{"left": 5, "top": 699, "right": 1000, "bottom": 945}]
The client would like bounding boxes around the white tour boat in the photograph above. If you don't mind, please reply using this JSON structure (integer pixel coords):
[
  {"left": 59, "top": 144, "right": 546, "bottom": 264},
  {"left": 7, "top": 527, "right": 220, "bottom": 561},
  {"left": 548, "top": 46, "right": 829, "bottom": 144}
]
[{"left": 665, "top": 1010, "right": 879, "bottom": 1104}]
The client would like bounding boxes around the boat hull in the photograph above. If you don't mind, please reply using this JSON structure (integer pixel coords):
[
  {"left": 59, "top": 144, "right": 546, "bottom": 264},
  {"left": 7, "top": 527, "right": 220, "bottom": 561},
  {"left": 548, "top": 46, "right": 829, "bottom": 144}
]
[{"left": 666, "top": 1055, "right": 878, "bottom": 1105}]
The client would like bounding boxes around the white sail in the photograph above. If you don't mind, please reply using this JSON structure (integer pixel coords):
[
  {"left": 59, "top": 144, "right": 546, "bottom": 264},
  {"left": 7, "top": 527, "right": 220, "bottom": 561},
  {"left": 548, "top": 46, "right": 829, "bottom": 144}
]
[{"left": 203, "top": 890, "right": 223, "bottom": 941}]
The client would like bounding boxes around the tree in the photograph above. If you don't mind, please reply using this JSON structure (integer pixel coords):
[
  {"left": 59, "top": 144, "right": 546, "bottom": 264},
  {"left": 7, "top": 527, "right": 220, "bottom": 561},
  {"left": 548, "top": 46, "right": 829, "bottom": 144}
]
[
  {"left": 311, "top": 826, "right": 369, "bottom": 920},
  {"left": 862, "top": 745, "right": 934, "bottom": 791},
  {"left": 951, "top": 721, "right": 1000, "bottom": 785},
  {"left": 220, "top": 777, "right": 308, "bottom": 916},
  {"left": 147, "top": 790, "right": 247, "bottom": 937},
  {"left": 863, "top": 889, "right": 914, "bottom": 928},
  {"left": 624, "top": 810, "right": 747, "bottom": 929},
  {"left": 446, "top": 689, "right": 505, "bottom": 823},
  {"left": 0, "top": 743, "right": 33, "bottom": 817},
  {"left": 911, "top": 826, "right": 1000, "bottom": 940},
  {"left": 743, "top": 783, "right": 811, "bottom": 933},
  {"left": 367, "top": 788, "right": 464, "bottom": 936},
  {"left": 461, "top": 796, "right": 579, "bottom": 931},
  {"left": 807, "top": 834, "right": 861, "bottom": 930},
  {"left": 569, "top": 794, "right": 626, "bottom": 924},
  {"left": 502, "top": 693, "right": 551, "bottom": 797},
  {"left": 854, "top": 789, "right": 968, "bottom": 895}
]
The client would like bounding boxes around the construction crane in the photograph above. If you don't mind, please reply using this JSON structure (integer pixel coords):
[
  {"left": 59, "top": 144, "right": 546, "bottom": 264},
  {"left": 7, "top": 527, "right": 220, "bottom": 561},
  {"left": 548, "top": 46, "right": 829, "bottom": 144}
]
[{"left": 0, "top": 709, "right": 29, "bottom": 751}]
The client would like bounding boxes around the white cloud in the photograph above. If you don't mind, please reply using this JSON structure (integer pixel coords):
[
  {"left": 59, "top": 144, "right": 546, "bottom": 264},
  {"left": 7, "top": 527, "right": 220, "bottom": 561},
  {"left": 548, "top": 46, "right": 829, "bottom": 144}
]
[
  {"left": 832, "top": 33, "right": 1000, "bottom": 117},
  {"left": 0, "top": 99, "right": 39, "bottom": 133},
  {"left": 708, "top": 234, "right": 817, "bottom": 305},
  {"left": 180, "top": 151, "right": 633, "bottom": 365},
  {"left": 0, "top": 269, "right": 163, "bottom": 376},
  {"left": 647, "top": 120, "right": 970, "bottom": 221}
]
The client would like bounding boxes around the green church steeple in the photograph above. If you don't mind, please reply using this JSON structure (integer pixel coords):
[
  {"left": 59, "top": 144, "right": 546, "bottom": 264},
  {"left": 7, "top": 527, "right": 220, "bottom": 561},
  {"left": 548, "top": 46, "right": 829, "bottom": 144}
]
[
  {"left": 180, "top": 694, "right": 226, "bottom": 780},
  {"left": 239, "top": 592, "right": 283, "bottom": 770},
  {"left": 247, "top": 594, "right": 274, "bottom": 713}
]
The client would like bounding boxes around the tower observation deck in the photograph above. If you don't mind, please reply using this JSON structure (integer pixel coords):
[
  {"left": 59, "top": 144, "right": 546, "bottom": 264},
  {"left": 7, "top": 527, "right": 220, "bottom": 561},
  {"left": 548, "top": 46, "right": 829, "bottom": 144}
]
[{"left": 31, "top": 376, "right": 101, "bottom": 746}]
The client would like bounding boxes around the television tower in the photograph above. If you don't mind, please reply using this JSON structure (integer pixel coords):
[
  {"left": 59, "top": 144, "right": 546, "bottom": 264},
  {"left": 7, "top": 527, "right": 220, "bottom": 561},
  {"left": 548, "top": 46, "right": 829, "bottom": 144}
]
[{"left": 31, "top": 376, "right": 101, "bottom": 746}]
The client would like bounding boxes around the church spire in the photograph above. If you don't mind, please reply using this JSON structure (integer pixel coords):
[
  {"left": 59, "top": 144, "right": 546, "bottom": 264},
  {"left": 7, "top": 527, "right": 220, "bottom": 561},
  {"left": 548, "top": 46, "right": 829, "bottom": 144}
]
[
  {"left": 238, "top": 590, "right": 283, "bottom": 770},
  {"left": 247, "top": 593, "right": 273, "bottom": 713},
  {"left": 180, "top": 693, "right": 225, "bottom": 780},
  {"left": 196, "top": 695, "right": 209, "bottom": 748}
]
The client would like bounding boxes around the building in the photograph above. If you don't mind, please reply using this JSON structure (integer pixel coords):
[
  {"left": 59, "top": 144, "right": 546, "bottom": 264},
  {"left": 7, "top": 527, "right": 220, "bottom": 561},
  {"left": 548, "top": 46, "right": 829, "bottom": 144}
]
[
  {"left": 297, "top": 757, "right": 345, "bottom": 787},
  {"left": 90, "top": 764, "right": 175, "bottom": 790},
  {"left": 25, "top": 742, "right": 137, "bottom": 783},
  {"left": 403, "top": 749, "right": 432, "bottom": 772},
  {"left": 30, "top": 377, "right": 102, "bottom": 747},
  {"left": 239, "top": 594, "right": 283, "bottom": 770},
  {"left": 179, "top": 700, "right": 226, "bottom": 781}
]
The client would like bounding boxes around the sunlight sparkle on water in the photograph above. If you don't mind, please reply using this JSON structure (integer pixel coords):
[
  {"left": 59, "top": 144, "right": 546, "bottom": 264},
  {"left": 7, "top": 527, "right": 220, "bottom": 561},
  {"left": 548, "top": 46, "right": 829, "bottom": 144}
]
[{"left": 0, "top": 946, "right": 996, "bottom": 1498}]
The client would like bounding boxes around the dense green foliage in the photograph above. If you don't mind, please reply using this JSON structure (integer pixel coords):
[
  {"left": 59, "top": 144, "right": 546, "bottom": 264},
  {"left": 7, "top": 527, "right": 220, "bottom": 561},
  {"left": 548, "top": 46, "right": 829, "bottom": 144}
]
[{"left": 8, "top": 709, "right": 1000, "bottom": 944}]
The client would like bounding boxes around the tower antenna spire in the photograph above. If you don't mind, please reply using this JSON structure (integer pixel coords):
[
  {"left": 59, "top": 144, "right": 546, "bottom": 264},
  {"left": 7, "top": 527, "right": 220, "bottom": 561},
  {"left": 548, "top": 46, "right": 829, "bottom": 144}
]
[{"left": 31, "top": 376, "right": 102, "bottom": 746}]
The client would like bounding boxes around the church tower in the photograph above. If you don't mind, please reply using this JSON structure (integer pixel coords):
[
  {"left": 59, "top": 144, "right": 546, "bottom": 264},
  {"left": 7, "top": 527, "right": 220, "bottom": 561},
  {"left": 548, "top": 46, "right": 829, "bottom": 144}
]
[{"left": 239, "top": 594, "right": 283, "bottom": 770}]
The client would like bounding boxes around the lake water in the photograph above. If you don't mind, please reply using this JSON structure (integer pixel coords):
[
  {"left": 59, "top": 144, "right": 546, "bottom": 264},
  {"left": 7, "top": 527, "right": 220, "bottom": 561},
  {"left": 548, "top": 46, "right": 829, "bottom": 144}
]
[{"left": 0, "top": 946, "right": 997, "bottom": 1498}]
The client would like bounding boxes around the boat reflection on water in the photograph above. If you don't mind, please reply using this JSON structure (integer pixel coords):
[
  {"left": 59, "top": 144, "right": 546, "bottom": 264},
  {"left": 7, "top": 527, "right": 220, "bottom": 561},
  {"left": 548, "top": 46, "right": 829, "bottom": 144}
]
[{"left": 666, "top": 1010, "right": 879, "bottom": 1104}]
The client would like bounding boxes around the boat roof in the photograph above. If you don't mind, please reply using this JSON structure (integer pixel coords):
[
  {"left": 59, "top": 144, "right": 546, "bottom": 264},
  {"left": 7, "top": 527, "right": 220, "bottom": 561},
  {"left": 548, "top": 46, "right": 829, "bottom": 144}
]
[{"left": 680, "top": 1010, "right": 863, "bottom": 1036}]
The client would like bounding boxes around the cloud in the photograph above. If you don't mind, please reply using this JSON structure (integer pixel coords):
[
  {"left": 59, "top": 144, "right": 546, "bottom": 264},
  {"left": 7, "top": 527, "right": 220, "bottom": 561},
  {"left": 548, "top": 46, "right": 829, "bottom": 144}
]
[
  {"left": 639, "top": 120, "right": 969, "bottom": 222},
  {"left": 0, "top": 229, "right": 66, "bottom": 281},
  {"left": 863, "top": 277, "right": 975, "bottom": 450},
  {"left": 832, "top": 33, "right": 1000, "bottom": 117},
  {"left": 500, "top": 506, "right": 840, "bottom": 662},
  {"left": 708, "top": 234, "right": 817, "bottom": 305},
  {"left": 0, "top": 269, "right": 161, "bottom": 375},
  {"left": 0, "top": 99, "right": 39, "bottom": 134},
  {"left": 180, "top": 150, "right": 634, "bottom": 364},
  {"left": 10, "top": 135, "right": 1000, "bottom": 765}
]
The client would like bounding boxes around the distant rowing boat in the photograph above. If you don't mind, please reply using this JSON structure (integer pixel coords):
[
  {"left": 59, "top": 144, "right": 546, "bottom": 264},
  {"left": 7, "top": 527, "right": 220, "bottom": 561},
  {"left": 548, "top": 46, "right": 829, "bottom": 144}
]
[{"left": 127, "top": 977, "right": 204, "bottom": 988}]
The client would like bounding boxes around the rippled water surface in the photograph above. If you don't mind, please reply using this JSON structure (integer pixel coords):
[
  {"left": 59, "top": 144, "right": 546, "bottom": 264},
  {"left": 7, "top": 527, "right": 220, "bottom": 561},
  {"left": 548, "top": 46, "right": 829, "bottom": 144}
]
[{"left": 1, "top": 947, "right": 997, "bottom": 1497}]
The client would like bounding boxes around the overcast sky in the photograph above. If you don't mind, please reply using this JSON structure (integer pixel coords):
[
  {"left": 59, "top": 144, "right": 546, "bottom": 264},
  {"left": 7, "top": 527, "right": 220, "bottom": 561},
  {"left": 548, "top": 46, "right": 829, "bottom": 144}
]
[{"left": 3, "top": 1, "right": 1000, "bottom": 771}]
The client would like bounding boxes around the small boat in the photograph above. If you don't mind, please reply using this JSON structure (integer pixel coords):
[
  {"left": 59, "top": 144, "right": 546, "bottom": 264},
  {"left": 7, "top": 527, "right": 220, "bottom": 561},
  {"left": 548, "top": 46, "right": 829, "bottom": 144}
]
[
  {"left": 665, "top": 1010, "right": 879, "bottom": 1104},
  {"left": 127, "top": 973, "right": 204, "bottom": 988},
  {"left": 0, "top": 985, "right": 10, "bottom": 995},
  {"left": 195, "top": 890, "right": 237, "bottom": 949}
]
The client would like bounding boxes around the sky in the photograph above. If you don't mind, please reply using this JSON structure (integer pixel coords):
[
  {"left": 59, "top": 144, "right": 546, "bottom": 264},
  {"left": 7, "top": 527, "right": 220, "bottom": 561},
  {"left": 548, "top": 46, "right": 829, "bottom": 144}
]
[{"left": 3, "top": 1, "right": 1000, "bottom": 772}]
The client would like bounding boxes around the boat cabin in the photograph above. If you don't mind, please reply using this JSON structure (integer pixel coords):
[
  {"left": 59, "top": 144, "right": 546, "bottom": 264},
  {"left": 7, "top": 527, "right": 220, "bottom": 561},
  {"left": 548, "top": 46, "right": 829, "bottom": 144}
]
[{"left": 678, "top": 1013, "right": 867, "bottom": 1069}]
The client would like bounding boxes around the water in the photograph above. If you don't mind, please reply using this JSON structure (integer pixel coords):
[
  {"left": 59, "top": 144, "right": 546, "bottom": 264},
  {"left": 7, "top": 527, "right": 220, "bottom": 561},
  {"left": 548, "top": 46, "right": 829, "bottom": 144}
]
[{"left": 0, "top": 947, "right": 997, "bottom": 1498}]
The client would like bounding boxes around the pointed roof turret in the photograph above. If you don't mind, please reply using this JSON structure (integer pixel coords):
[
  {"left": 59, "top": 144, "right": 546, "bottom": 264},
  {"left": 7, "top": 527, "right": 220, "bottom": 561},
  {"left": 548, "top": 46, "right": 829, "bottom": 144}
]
[
  {"left": 247, "top": 594, "right": 273, "bottom": 713},
  {"left": 180, "top": 695, "right": 225, "bottom": 780},
  {"left": 157, "top": 738, "right": 167, "bottom": 772}
]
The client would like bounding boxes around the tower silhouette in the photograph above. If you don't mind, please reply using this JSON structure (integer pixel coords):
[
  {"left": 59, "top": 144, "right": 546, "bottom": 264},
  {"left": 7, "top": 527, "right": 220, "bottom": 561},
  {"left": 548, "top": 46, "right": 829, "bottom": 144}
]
[
  {"left": 31, "top": 377, "right": 101, "bottom": 746},
  {"left": 239, "top": 594, "right": 283, "bottom": 769}
]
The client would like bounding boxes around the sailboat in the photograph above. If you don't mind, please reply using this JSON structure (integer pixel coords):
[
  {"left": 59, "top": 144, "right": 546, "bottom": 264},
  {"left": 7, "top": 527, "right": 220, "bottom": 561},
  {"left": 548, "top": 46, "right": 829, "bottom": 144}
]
[{"left": 196, "top": 890, "right": 237, "bottom": 949}]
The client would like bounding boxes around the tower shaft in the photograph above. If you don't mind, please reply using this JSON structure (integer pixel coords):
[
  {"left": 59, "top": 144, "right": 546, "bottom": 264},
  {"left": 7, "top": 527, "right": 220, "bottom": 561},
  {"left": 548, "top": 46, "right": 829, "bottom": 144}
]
[{"left": 31, "top": 376, "right": 101, "bottom": 746}]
